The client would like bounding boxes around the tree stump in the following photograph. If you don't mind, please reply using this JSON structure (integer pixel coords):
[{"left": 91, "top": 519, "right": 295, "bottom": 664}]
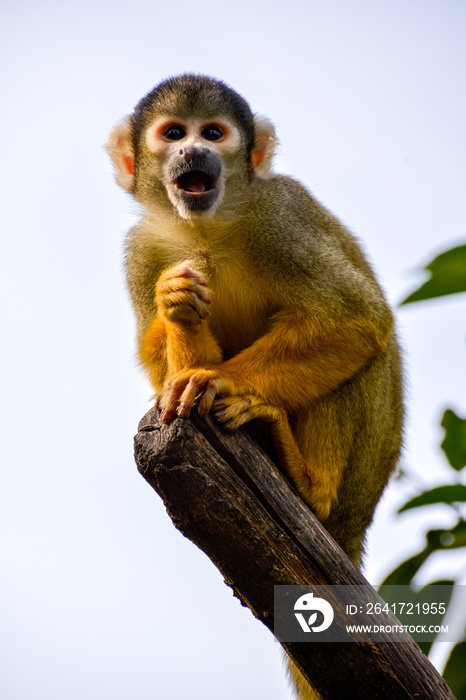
[{"left": 134, "top": 407, "right": 455, "bottom": 700}]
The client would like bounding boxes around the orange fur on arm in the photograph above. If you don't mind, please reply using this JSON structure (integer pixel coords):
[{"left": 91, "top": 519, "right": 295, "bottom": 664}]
[
  {"left": 221, "top": 310, "right": 391, "bottom": 411},
  {"left": 165, "top": 319, "right": 222, "bottom": 374},
  {"left": 139, "top": 315, "right": 222, "bottom": 394}
]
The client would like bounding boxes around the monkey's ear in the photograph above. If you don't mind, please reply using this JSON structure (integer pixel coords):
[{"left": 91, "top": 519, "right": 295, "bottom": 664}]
[
  {"left": 251, "top": 115, "right": 278, "bottom": 178},
  {"left": 105, "top": 117, "right": 135, "bottom": 191}
]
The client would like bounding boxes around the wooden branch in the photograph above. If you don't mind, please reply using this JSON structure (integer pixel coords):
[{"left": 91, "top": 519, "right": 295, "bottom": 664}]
[{"left": 134, "top": 407, "right": 454, "bottom": 700}]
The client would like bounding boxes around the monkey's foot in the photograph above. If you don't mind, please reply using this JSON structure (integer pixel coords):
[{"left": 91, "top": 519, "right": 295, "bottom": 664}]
[{"left": 212, "top": 395, "right": 285, "bottom": 430}]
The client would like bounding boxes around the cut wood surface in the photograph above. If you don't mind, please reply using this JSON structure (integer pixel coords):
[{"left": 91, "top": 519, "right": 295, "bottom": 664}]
[{"left": 134, "top": 407, "right": 455, "bottom": 700}]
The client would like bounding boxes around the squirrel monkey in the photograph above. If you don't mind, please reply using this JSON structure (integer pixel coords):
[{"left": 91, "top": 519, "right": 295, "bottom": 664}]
[{"left": 107, "top": 74, "right": 403, "bottom": 700}]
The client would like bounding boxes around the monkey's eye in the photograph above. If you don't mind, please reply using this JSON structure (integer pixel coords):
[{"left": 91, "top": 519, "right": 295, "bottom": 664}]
[
  {"left": 201, "top": 125, "right": 223, "bottom": 141},
  {"left": 164, "top": 125, "right": 186, "bottom": 140}
]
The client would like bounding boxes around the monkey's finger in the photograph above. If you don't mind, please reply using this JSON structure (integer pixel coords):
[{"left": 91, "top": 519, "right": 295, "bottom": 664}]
[
  {"left": 176, "top": 403, "right": 192, "bottom": 418},
  {"left": 213, "top": 396, "right": 283, "bottom": 427},
  {"left": 192, "top": 283, "right": 212, "bottom": 304},
  {"left": 162, "top": 291, "right": 211, "bottom": 324},
  {"left": 160, "top": 406, "right": 178, "bottom": 423},
  {"left": 163, "top": 261, "right": 208, "bottom": 287},
  {"left": 222, "top": 412, "right": 253, "bottom": 431},
  {"left": 213, "top": 396, "right": 251, "bottom": 421},
  {"left": 199, "top": 375, "right": 237, "bottom": 414},
  {"left": 160, "top": 380, "right": 189, "bottom": 419},
  {"left": 176, "top": 260, "right": 208, "bottom": 284},
  {"left": 173, "top": 292, "right": 211, "bottom": 320},
  {"left": 157, "top": 276, "right": 212, "bottom": 314},
  {"left": 160, "top": 275, "right": 211, "bottom": 300},
  {"left": 213, "top": 409, "right": 229, "bottom": 422},
  {"left": 155, "top": 266, "right": 207, "bottom": 294},
  {"left": 177, "top": 376, "right": 205, "bottom": 416},
  {"left": 185, "top": 267, "right": 208, "bottom": 287},
  {"left": 212, "top": 399, "right": 227, "bottom": 411},
  {"left": 197, "top": 382, "right": 219, "bottom": 415}
]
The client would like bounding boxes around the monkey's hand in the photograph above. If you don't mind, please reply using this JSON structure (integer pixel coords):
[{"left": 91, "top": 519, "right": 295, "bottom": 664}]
[
  {"left": 142, "top": 263, "right": 221, "bottom": 397},
  {"left": 159, "top": 367, "right": 250, "bottom": 424},
  {"left": 156, "top": 261, "right": 212, "bottom": 329}
]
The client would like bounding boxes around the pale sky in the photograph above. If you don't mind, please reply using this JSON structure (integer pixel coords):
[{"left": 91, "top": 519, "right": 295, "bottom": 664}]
[{"left": 1, "top": 1, "right": 465, "bottom": 698}]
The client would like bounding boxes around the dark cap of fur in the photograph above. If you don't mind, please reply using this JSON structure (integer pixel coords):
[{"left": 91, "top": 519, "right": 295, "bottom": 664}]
[{"left": 131, "top": 74, "right": 255, "bottom": 155}]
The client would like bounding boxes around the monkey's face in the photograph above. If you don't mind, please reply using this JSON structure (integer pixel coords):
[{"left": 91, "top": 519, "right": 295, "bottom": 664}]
[
  {"left": 107, "top": 76, "right": 278, "bottom": 220},
  {"left": 141, "top": 116, "right": 244, "bottom": 220}
]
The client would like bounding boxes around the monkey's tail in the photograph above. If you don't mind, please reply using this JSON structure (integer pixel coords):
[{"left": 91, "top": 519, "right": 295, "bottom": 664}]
[{"left": 285, "top": 654, "right": 321, "bottom": 700}]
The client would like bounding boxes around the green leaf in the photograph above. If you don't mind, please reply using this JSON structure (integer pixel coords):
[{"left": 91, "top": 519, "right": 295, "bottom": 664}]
[
  {"left": 379, "top": 550, "right": 432, "bottom": 586},
  {"left": 399, "top": 485, "right": 466, "bottom": 512},
  {"left": 443, "top": 638, "right": 466, "bottom": 699},
  {"left": 442, "top": 409, "right": 466, "bottom": 471},
  {"left": 401, "top": 244, "right": 466, "bottom": 304},
  {"left": 379, "top": 521, "right": 466, "bottom": 586},
  {"left": 427, "top": 521, "right": 466, "bottom": 550}
]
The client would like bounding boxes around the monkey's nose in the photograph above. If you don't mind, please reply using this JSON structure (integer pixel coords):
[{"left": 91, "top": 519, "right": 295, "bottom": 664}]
[
  {"left": 179, "top": 147, "right": 192, "bottom": 159},
  {"left": 180, "top": 147, "right": 208, "bottom": 161}
]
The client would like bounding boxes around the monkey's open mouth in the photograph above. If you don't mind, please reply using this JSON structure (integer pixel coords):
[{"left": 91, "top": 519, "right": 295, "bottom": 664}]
[{"left": 175, "top": 171, "right": 216, "bottom": 194}]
